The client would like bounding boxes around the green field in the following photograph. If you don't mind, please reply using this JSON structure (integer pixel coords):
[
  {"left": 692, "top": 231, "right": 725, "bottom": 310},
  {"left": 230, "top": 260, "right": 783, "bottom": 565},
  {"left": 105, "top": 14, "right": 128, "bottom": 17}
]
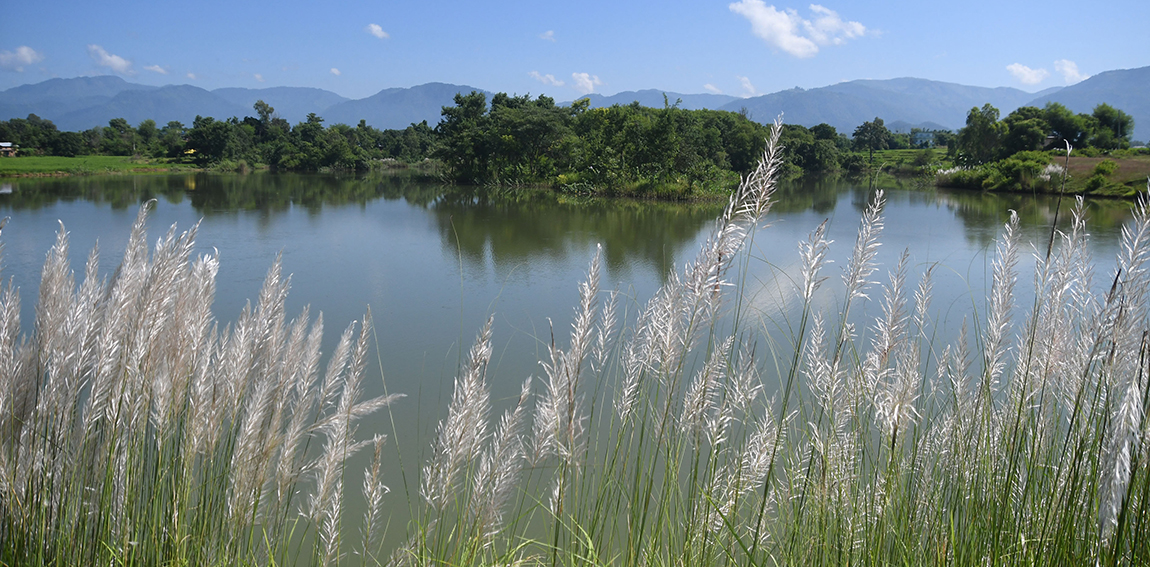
[{"left": 0, "top": 155, "right": 198, "bottom": 176}]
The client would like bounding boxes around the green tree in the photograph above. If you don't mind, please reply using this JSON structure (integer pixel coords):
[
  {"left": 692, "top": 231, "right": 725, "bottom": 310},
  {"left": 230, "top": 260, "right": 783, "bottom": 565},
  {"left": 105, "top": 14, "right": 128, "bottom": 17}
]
[
  {"left": 0, "top": 114, "right": 61, "bottom": 155},
  {"left": 137, "top": 119, "right": 160, "bottom": 157},
  {"left": 50, "top": 131, "right": 85, "bottom": 157},
  {"left": 1043, "top": 102, "right": 1090, "bottom": 148},
  {"left": 185, "top": 116, "right": 238, "bottom": 163},
  {"left": 158, "top": 121, "right": 186, "bottom": 158},
  {"left": 955, "top": 104, "right": 1004, "bottom": 165},
  {"left": 101, "top": 118, "right": 137, "bottom": 156},
  {"left": 1000, "top": 106, "right": 1050, "bottom": 157},
  {"left": 852, "top": 117, "right": 891, "bottom": 164},
  {"left": 810, "top": 123, "right": 838, "bottom": 141},
  {"left": 1090, "top": 103, "right": 1134, "bottom": 150},
  {"left": 435, "top": 91, "right": 492, "bottom": 183}
]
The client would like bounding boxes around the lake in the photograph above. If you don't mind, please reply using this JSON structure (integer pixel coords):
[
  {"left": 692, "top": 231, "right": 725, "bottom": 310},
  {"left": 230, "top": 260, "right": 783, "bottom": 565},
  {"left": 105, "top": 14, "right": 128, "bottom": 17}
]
[{"left": 0, "top": 171, "right": 1139, "bottom": 552}]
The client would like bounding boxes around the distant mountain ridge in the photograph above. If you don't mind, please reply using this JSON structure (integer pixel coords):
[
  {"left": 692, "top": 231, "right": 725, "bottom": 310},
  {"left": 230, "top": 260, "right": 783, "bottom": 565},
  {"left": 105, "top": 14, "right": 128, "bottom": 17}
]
[
  {"left": 211, "top": 87, "right": 350, "bottom": 125},
  {"left": 322, "top": 82, "right": 488, "bottom": 130},
  {"left": 1, "top": 66, "right": 1147, "bottom": 142},
  {"left": 719, "top": 78, "right": 1061, "bottom": 136},
  {"left": 571, "top": 89, "right": 740, "bottom": 111}
]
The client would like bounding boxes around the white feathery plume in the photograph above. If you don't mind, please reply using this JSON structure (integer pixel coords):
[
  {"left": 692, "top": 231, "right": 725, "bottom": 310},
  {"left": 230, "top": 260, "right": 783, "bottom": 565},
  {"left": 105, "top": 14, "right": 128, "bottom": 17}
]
[
  {"left": 361, "top": 434, "right": 390, "bottom": 561},
  {"left": 799, "top": 219, "right": 832, "bottom": 302},
  {"left": 616, "top": 316, "right": 649, "bottom": 423},
  {"left": 1098, "top": 343, "right": 1145, "bottom": 540},
  {"left": 842, "top": 190, "right": 886, "bottom": 303},
  {"left": 421, "top": 316, "right": 494, "bottom": 508},
  {"left": 469, "top": 376, "right": 531, "bottom": 538},
  {"left": 682, "top": 337, "right": 732, "bottom": 440},
  {"left": 983, "top": 210, "right": 1021, "bottom": 401},
  {"left": 309, "top": 314, "right": 397, "bottom": 567},
  {"left": 273, "top": 312, "right": 325, "bottom": 507},
  {"left": 591, "top": 288, "right": 618, "bottom": 374},
  {"left": 533, "top": 249, "right": 600, "bottom": 464}
]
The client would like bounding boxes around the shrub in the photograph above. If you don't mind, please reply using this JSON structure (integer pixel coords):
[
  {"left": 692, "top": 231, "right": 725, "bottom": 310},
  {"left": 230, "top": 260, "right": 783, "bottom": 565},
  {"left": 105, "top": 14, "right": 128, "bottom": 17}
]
[{"left": 1094, "top": 158, "right": 1119, "bottom": 177}]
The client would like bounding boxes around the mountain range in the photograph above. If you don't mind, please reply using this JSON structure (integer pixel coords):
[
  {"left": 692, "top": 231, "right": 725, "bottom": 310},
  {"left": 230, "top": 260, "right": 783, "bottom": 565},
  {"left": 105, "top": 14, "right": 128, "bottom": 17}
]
[{"left": 2, "top": 66, "right": 1147, "bottom": 142}]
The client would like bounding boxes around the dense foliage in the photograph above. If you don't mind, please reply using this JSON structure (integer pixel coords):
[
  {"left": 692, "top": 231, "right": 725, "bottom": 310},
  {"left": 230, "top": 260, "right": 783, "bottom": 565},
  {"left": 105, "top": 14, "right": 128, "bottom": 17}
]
[
  {"left": 433, "top": 92, "right": 770, "bottom": 195},
  {"left": 0, "top": 107, "right": 437, "bottom": 172},
  {"left": 951, "top": 102, "right": 1136, "bottom": 166}
]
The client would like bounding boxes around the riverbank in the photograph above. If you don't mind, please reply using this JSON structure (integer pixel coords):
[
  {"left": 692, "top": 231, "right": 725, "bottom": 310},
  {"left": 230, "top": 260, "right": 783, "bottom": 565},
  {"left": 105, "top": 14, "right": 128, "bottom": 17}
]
[
  {"left": 0, "top": 155, "right": 201, "bottom": 177},
  {"left": 936, "top": 153, "right": 1150, "bottom": 198}
]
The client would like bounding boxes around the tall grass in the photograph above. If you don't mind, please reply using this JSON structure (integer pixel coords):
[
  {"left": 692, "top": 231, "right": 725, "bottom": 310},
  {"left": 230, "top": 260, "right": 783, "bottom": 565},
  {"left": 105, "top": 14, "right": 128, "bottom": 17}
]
[
  {"left": 3, "top": 121, "right": 1149, "bottom": 566},
  {"left": 0, "top": 203, "right": 399, "bottom": 565},
  {"left": 402, "top": 121, "right": 1150, "bottom": 566}
]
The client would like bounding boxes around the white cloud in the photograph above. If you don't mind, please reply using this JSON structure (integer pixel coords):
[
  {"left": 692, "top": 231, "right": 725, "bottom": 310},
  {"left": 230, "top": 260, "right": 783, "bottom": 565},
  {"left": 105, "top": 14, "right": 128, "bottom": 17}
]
[
  {"left": 0, "top": 46, "right": 44, "bottom": 72},
  {"left": 804, "top": 4, "right": 866, "bottom": 45},
  {"left": 330, "top": 68, "right": 341, "bottom": 76},
  {"left": 187, "top": 72, "right": 197, "bottom": 80},
  {"left": 1054, "top": 59, "right": 1088, "bottom": 84},
  {"left": 366, "top": 23, "right": 389, "bottom": 39},
  {"left": 144, "top": 64, "right": 167, "bottom": 75},
  {"left": 571, "top": 72, "right": 602, "bottom": 94},
  {"left": 539, "top": 30, "right": 556, "bottom": 42},
  {"left": 729, "top": 1, "right": 866, "bottom": 58},
  {"left": 254, "top": 73, "right": 265, "bottom": 82},
  {"left": 703, "top": 83, "right": 723, "bottom": 94},
  {"left": 738, "top": 76, "right": 758, "bottom": 97},
  {"left": 1006, "top": 63, "right": 1048, "bottom": 85},
  {"left": 87, "top": 44, "right": 133, "bottom": 75},
  {"left": 529, "top": 70, "right": 564, "bottom": 86}
]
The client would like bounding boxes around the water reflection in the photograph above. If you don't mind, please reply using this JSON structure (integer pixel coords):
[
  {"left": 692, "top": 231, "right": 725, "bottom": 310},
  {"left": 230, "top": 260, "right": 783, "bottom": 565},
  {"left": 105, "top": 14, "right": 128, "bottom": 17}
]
[
  {"left": 0, "top": 172, "right": 1137, "bottom": 274},
  {"left": 430, "top": 189, "right": 722, "bottom": 281}
]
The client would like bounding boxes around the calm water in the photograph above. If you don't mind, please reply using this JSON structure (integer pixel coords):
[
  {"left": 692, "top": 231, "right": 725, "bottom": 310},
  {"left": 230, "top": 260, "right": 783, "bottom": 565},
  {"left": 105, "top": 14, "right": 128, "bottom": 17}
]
[{"left": 0, "top": 171, "right": 1138, "bottom": 548}]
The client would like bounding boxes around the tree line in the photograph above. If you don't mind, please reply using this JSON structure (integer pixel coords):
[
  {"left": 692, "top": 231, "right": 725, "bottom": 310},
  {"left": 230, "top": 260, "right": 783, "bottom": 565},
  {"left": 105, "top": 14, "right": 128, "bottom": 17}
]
[
  {"left": 2, "top": 93, "right": 1136, "bottom": 193},
  {"left": 950, "top": 101, "right": 1135, "bottom": 165},
  {"left": 0, "top": 103, "right": 436, "bottom": 171}
]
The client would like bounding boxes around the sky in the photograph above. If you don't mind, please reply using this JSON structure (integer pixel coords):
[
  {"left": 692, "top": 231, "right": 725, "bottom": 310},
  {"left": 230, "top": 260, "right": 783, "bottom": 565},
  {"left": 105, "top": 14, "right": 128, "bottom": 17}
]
[{"left": 2, "top": 0, "right": 1148, "bottom": 100}]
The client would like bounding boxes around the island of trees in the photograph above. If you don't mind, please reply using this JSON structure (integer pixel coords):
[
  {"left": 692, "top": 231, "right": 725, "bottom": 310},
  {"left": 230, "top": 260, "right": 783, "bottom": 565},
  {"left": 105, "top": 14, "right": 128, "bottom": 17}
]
[{"left": 1, "top": 92, "right": 1144, "bottom": 197}]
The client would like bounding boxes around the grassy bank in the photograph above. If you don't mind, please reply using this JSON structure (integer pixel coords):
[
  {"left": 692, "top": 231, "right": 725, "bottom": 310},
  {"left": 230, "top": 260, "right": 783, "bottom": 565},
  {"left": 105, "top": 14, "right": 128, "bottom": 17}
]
[
  {"left": 936, "top": 151, "right": 1150, "bottom": 197},
  {"left": 3, "top": 123, "right": 1150, "bottom": 566},
  {"left": 0, "top": 155, "right": 200, "bottom": 177}
]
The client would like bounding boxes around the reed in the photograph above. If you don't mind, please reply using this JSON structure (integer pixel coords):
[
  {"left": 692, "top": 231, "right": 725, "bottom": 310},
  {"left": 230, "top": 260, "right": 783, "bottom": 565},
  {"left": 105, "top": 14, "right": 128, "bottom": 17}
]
[{"left": 0, "top": 203, "right": 399, "bottom": 566}]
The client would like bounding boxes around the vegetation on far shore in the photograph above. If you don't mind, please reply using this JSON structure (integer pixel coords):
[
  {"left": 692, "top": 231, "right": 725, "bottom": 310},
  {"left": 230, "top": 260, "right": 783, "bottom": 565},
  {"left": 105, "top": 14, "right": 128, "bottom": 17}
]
[{"left": 2, "top": 94, "right": 1146, "bottom": 198}]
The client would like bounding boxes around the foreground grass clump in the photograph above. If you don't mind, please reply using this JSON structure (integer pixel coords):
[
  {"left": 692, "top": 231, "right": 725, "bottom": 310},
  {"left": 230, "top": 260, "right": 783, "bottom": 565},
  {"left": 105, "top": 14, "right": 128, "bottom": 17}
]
[
  {"left": 402, "top": 123, "right": 1150, "bottom": 566},
  {"left": 0, "top": 205, "right": 397, "bottom": 565}
]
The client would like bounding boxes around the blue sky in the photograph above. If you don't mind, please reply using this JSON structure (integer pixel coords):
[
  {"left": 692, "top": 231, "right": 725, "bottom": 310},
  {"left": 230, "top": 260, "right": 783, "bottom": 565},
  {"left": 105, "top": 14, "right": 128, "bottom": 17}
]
[{"left": 2, "top": 0, "right": 1147, "bottom": 100}]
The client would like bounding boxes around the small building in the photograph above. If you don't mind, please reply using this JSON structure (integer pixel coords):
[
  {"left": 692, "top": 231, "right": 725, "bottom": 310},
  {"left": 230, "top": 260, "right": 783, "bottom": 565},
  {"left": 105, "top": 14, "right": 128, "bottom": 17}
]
[
  {"left": 911, "top": 132, "right": 934, "bottom": 148},
  {"left": 0, "top": 142, "right": 17, "bottom": 157}
]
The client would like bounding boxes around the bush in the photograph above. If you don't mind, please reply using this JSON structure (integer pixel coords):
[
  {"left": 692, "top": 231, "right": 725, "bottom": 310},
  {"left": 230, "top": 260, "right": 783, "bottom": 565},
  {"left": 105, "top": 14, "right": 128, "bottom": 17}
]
[
  {"left": 983, "top": 153, "right": 1050, "bottom": 191},
  {"left": 840, "top": 152, "right": 867, "bottom": 172},
  {"left": 936, "top": 165, "right": 992, "bottom": 189},
  {"left": 1094, "top": 158, "right": 1119, "bottom": 177}
]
